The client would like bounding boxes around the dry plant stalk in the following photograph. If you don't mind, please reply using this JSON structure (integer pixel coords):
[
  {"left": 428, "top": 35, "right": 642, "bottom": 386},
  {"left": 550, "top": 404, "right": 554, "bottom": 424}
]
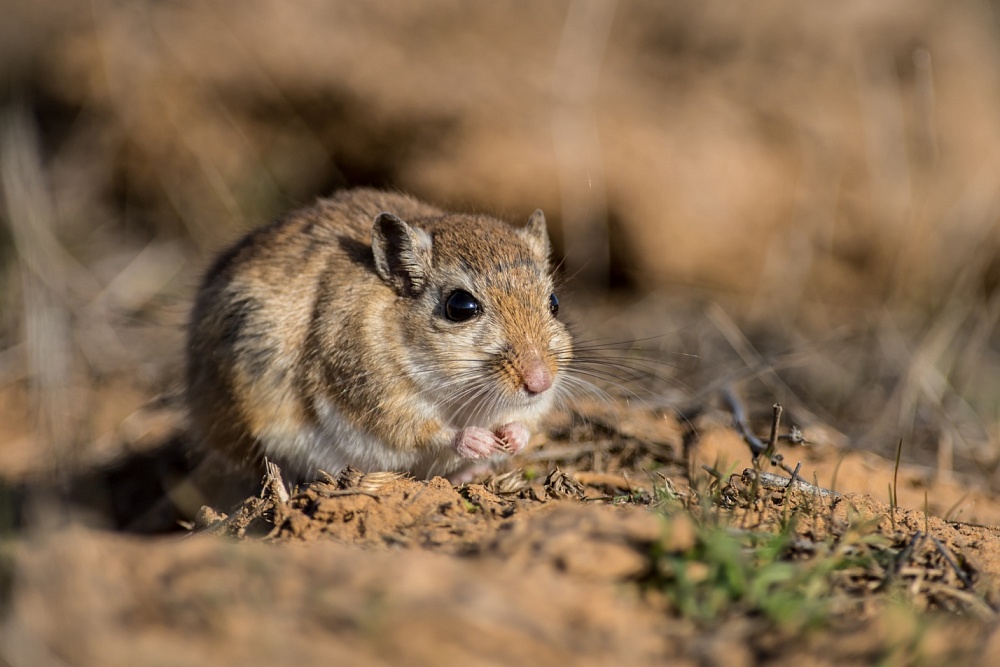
[{"left": 0, "top": 107, "right": 80, "bottom": 475}]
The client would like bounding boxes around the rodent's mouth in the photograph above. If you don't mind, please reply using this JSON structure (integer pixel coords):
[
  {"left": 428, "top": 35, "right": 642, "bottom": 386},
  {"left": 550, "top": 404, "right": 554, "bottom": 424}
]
[
  {"left": 504, "top": 386, "right": 545, "bottom": 406},
  {"left": 513, "top": 386, "right": 556, "bottom": 413},
  {"left": 444, "top": 387, "right": 553, "bottom": 428}
]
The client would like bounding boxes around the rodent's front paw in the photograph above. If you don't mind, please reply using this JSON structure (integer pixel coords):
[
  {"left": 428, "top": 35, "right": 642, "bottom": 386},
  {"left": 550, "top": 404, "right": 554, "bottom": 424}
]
[
  {"left": 496, "top": 422, "right": 530, "bottom": 455},
  {"left": 453, "top": 427, "right": 505, "bottom": 460}
]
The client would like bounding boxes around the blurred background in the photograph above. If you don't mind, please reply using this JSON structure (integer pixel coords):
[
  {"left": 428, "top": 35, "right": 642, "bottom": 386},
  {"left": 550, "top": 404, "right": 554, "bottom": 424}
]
[{"left": 3, "top": 0, "right": 1000, "bottom": 495}]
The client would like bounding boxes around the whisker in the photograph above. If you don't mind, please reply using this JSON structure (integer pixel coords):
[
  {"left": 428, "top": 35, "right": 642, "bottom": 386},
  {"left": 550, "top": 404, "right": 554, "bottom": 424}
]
[{"left": 562, "top": 368, "right": 651, "bottom": 405}]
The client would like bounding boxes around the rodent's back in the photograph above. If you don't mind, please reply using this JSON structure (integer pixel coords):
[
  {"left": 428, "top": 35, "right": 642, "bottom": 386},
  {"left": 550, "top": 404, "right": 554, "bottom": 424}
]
[{"left": 186, "top": 190, "right": 444, "bottom": 471}]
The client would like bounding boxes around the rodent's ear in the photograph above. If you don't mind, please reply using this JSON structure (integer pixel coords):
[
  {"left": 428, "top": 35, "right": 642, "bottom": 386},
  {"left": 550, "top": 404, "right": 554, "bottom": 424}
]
[
  {"left": 520, "top": 209, "right": 551, "bottom": 259},
  {"left": 371, "top": 212, "right": 433, "bottom": 296}
]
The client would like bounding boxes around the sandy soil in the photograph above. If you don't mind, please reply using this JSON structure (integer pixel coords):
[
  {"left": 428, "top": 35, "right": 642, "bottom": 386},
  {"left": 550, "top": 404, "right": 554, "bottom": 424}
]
[{"left": 3, "top": 400, "right": 1000, "bottom": 666}]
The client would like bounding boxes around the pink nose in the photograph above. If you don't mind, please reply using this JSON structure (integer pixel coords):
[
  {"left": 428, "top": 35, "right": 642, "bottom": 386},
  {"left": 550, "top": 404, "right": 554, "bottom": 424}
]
[{"left": 522, "top": 357, "right": 553, "bottom": 394}]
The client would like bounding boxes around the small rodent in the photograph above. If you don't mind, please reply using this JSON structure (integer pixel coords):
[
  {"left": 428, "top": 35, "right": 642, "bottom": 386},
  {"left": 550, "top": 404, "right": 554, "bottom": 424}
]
[{"left": 186, "top": 189, "right": 572, "bottom": 485}]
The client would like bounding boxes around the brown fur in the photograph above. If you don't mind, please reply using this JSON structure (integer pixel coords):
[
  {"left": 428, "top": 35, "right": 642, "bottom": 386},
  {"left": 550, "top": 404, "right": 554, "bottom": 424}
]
[{"left": 186, "top": 189, "right": 571, "bottom": 484}]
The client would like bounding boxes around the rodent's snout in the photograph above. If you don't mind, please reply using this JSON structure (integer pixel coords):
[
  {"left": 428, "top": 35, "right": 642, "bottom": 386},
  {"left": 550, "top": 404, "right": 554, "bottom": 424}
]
[{"left": 521, "top": 356, "right": 554, "bottom": 394}]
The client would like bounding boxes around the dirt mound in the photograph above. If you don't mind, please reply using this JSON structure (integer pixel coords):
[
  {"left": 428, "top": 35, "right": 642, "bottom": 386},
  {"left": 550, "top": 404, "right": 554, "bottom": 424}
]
[
  {"left": 4, "top": 525, "right": 669, "bottom": 667},
  {"left": 5, "top": 396, "right": 1000, "bottom": 665},
  {"left": 7, "top": 460, "right": 1000, "bottom": 666},
  {"left": 12, "top": 400, "right": 972, "bottom": 665}
]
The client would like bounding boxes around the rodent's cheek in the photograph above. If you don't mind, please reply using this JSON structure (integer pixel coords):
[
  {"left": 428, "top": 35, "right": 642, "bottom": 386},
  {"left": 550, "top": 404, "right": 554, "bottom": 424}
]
[
  {"left": 545, "top": 325, "right": 574, "bottom": 359},
  {"left": 423, "top": 326, "right": 492, "bottom": 374}
]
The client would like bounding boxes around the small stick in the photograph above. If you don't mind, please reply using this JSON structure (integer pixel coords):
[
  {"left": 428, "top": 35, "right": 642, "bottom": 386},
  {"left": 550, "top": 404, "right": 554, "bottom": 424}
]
[
  {"left": 930, "top": 535, "right": 973, "bottom": 589},
  {"left": 829, "top": 450, "right": 847, "bottom": 495},
  {"left": 741, "top": 469, "right": 841, "bottom": 499},
  {"left": 924, "top": 491, "right": 930, "bottom": 535},
  {"left": 763, "top": 403, "right": 783, "bottom": 462},
  {"left": 787, "top": 461, "right": 803, "bottom": 488},
  {"left": 892, "top": 438, "right": 903, "bottom": 513},
  {"left": 318, "top": 489, "right": 381, "bottom": 500},
  {"left": 723, "top": 387, "right": 766, "bottom": 458},
  {"left": 701, "top": 464, "right": 725, "bottom": 481}
]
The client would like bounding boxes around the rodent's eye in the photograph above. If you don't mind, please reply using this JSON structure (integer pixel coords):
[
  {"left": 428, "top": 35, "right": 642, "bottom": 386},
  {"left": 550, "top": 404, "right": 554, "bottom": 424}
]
[
  {"left": 445, "top": 289, "right": 482, "bottom": 322},
  {"left": 549, "top": 293, "right": 559, "bottom": 316}
]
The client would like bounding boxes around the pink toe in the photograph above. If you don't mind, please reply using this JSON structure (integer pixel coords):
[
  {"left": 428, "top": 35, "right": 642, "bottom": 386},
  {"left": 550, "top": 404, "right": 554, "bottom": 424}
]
[
  {"left": 454, "top": 427, "right": 501, "bottom": 460},
  {"left": 496, "top": 422, "right": 530, "bottom": 455}
]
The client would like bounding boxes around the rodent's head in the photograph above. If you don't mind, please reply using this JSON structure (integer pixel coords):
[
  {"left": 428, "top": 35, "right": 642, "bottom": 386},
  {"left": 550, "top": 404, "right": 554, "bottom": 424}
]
[{"left": 371, "top": 208, "right": 572, "bottom": 428}]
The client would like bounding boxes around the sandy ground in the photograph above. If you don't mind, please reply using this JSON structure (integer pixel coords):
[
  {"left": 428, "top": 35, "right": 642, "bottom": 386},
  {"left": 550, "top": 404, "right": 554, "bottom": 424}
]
[{"left": 3, "top": 398, "right": 1000, "bottom": 666}]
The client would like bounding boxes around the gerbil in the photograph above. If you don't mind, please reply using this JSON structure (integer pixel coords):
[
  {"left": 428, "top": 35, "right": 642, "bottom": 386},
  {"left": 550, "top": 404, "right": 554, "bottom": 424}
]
[{"left": 186, "top": 189, "right": 572, "bottom": 485}]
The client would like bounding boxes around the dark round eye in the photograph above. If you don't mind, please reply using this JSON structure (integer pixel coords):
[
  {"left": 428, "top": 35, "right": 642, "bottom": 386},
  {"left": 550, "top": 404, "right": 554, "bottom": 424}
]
[
  {"left": 445, "top": 289, "right": 481, "bottom": 322},
  {"left": 549, "top": 293, "right": 559, "bottom": 316}
]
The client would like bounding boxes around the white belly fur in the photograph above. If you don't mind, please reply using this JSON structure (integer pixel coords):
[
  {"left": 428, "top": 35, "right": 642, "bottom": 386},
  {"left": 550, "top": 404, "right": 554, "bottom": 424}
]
[{"left": 258, "top": 397, "right": 464, "bottom": 483}]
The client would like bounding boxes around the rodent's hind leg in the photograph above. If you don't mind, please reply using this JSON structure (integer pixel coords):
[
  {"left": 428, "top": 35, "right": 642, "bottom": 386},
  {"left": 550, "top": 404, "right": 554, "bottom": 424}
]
[{"left": 446, "top": 462, "right": 492, "bottom": 485}]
